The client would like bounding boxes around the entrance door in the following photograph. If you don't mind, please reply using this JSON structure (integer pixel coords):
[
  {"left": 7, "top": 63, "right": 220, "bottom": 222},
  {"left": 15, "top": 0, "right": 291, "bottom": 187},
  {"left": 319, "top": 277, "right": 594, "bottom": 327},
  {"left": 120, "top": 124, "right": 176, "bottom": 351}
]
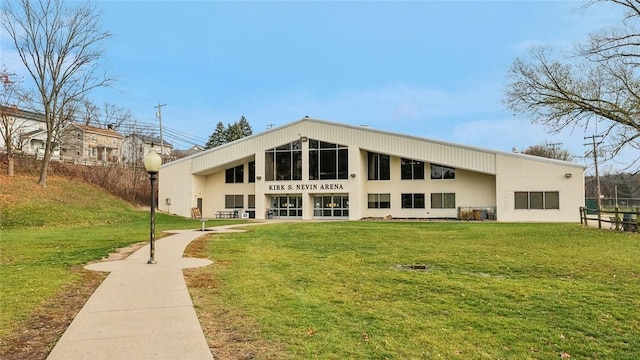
[
  {"left": 269, "top": 195, "right": 302, "bottom": 219},
  {"left": 313, "top": 194, "right": 349, "bottom": 219}
]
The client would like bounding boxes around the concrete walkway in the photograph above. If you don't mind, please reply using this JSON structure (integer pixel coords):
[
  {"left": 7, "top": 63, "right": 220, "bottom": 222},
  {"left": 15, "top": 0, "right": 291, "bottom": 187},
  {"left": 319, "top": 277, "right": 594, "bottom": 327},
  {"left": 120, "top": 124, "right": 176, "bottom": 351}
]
[{"left": 46, "top": 226, "right": 245, "bottom": 360}]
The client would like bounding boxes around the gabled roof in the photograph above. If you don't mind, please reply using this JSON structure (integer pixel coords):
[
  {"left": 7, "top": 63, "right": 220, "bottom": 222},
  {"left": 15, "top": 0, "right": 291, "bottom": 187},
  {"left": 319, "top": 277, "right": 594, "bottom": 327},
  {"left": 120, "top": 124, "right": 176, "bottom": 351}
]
[
  {"left": 66, "top": 123, "right": 124, "bottom": 138},
  {"left": 165, "top": 117, "right": 584, "bottom": 174},
  {"left": 0, "top": 106, "right": 46, "bottom": 122},
  {"left": 126, "top": 133, "right": 173, "bottom": 148},
  {"left": 20, "top": 129, "right": 46, "bottom": 138}
]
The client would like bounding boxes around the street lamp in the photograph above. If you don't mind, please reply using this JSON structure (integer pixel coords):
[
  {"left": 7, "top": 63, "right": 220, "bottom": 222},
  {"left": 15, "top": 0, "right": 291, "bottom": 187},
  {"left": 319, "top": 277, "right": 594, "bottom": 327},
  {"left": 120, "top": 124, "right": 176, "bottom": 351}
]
[{"left": 143, "top": 148, "right": 162, "bottom": 264}]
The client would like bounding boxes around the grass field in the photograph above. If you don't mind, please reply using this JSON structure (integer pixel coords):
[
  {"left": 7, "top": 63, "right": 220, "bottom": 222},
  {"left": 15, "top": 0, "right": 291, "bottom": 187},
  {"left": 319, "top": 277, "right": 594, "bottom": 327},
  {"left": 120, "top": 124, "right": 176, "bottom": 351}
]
[{"left": 185, "top": 221, "right": 640, "bottom": 359}]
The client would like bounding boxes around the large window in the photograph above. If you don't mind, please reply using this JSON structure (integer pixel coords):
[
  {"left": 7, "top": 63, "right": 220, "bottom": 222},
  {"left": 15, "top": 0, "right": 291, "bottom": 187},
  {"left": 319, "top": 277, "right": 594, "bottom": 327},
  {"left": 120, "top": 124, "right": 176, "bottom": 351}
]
[
  {"left": 515, "top": 191, "right": 559, "bottom": 210},
  {"left": 402, "top": 193, "right": 425, "bottom": 209},
  {"left": 431, "top": 193, "right": 455, "bottom": 209},
  {"left": 401, "top": 158, "right": 424, "bottom": 180},
  {"left": 368, "top": 152, "right": 390, "bottom": 180},
  {"left": 225, "top": 194, "right": 243, "bottom": 208},
  {"left": 368, "top": 193, "right": 391, "bottom": 208},
  {"left": 430, "top": 164, "right": 455, "bottom": 180},
  {"left": 309, "top": 140, "right": 348, "bottom": 180},
  {"left": 225, "top": 164, "right": 244, "bottom": 183},
  {"left": 248, "top": 161, "right": 255, "bottom": 183},
  {"left": 265, "top": 141, "right": 302, "bottom": 181}
]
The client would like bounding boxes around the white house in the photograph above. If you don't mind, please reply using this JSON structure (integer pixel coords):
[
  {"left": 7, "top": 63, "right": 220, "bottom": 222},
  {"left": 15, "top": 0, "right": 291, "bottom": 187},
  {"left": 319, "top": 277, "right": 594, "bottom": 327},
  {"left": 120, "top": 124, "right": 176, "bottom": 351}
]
[
  {"left": 158, "top": 118, "right": 585, "bottom": 222},
  {"left": 122, "top": 134, "right": 173, "bottom": 165},
  {"left": 0, "top": 108, "right": 59, "bottom": 159}
]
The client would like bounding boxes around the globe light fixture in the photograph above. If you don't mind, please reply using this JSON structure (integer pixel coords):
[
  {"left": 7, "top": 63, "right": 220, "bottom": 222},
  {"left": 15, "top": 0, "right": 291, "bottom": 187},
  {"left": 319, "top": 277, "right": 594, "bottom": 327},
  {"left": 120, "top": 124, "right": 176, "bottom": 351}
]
[{"left": 143, "top": 148, "right": 162, "bottom": 264}]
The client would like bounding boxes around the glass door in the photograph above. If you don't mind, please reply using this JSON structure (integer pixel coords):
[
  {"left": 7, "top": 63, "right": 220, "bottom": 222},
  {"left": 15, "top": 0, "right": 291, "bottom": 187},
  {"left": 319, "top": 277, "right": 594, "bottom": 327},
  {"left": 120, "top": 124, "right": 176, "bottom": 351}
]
[
  {"left": 313, "top": 194, "right": 349, "bottom": 219},
  {"left": 269, "top": 195, "right": 302, "bottom": 219}
]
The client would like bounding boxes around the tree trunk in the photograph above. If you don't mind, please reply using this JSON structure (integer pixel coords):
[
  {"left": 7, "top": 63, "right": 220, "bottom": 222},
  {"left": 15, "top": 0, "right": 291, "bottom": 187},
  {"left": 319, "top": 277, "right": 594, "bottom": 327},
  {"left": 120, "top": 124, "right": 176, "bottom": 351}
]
[
  {"left": 37, "top": 149, "right": 51, "bottom": 186},
  {"left": 7, "top": 156, "right": 14, "bottom": 176}
]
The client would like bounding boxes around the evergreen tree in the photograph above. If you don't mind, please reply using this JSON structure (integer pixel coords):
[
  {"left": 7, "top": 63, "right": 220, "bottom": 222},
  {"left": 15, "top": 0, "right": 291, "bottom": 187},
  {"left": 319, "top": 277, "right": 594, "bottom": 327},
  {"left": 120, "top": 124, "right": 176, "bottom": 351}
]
[
  {"left": 205, "top": 121, "right": 226, "bottom": 149},
  {"left": 205, "top": 116, "right": 253, "bottom": 148},
  {"left": 237, "top": 115, "right": 253, "bottom": 137}
]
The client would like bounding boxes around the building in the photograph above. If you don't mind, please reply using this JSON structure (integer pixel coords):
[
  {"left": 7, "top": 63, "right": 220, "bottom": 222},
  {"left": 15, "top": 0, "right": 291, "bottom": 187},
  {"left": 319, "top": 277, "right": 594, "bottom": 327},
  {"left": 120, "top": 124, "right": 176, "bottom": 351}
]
[
  {"left": 0, "top": 107, "right": 59, "bottom": 159},
  {"left": 158, "top": 118, "right": 585, "bottom": 222},
  {"left": 58, "top": 123, "right": 123, "bottom": 165},
  {"left": 122, "top": 134, "right": 174, "bottom": 165}
]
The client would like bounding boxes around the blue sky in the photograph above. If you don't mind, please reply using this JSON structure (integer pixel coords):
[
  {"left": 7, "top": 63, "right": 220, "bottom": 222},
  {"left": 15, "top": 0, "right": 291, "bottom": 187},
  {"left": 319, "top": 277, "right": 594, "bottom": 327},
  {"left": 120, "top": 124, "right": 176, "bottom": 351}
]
[{"left": 1, "top": 1, "right": 630, "bottom": 171}]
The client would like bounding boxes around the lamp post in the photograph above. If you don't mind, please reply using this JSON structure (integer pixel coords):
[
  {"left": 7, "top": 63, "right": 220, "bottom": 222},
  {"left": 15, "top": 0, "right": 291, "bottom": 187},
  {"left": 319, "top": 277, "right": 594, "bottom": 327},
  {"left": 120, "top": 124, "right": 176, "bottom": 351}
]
[{"left": 143, "top": 148, "right": 162, "bottom": 264}]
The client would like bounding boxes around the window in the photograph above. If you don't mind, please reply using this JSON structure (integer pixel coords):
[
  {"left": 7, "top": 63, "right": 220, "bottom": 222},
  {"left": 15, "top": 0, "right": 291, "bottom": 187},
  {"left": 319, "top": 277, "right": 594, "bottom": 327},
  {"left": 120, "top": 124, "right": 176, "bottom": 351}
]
[
  {"left": 401, "top": 158, "right": 424, "bottom": 180},
  {"left": 402, "top": 193, "right": 425, "bottom": 209},
  {"left": 514, "top": 191, "right": 559, "bottom": 210},
  {"left": 225, "top": 195, "right": 244, "bottom": 208},
  {"left": 248, "top": 195, "right": 255, "bottom": 209},
  {"left": 225, "top": 164, "right": 244, "bottom": 183},
  {"left": 368, "top": 152, "right": 390, "bottom": 180},
  {"left": 265, "top": 141, "right": 302, "bottom": 181},
  {"left": 368, "top": 193, "right": 391, "bottom": 209},
  {"left": 248, "top": 161, "right": 255, "bottom": 183},
  {"left": 309, "top": 140, "right": 348, "bottom": 180},
  {"left": 431, "top": 193, "right": 455, "bottom": 209},
  {"left": 430, "top": 164, "right": 455, "bottom": 180}
]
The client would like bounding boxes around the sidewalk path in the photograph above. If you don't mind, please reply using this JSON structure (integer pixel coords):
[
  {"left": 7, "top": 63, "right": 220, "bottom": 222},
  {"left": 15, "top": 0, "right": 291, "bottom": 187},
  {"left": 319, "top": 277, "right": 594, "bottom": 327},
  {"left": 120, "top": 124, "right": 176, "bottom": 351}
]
[{"left": 46, "top": 227, "right": 243, "bottom": 360}]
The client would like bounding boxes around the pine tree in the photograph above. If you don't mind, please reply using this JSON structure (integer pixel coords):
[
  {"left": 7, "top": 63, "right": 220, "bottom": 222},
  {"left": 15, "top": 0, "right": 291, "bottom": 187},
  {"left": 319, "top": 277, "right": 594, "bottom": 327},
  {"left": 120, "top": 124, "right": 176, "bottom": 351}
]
[
  {"left": 205, "top": 121, "right": 226, "bottom": 149},
  {"left": 225, "top": 122, "right": 243, "bottom": 142},
  {"left": 237, "top": 116, "right": 253, "bottom": 137}
]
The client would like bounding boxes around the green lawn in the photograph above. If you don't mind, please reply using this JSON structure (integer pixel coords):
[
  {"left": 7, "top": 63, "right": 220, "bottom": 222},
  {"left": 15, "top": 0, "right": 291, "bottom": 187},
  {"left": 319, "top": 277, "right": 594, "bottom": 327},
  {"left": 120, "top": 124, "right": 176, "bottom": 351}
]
[{"left": 187, "top": 221, "right": 640, "bottom": 359}]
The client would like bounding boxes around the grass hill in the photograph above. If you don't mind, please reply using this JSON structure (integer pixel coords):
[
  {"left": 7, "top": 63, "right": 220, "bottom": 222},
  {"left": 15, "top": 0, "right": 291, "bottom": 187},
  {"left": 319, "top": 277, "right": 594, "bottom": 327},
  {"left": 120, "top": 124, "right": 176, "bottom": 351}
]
[{"left": 0, "top": 173, "right": 147, "bottom": 229}]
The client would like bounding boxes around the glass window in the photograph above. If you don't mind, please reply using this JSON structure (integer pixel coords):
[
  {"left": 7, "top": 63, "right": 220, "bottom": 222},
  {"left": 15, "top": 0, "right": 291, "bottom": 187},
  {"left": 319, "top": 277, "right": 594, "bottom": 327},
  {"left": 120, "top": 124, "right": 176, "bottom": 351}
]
[
  {"left": 431, "top": 164, "right": 455, "bottom": 180},
  {"left": 530, "top": 192, "right": 544, "bottom": 209},
  {"left": 368, "top": 152, "right": 390, "bottom": 180},
  {"left": 402, "top": 193, "right": 426, "bottom": 209},
  {"left": 514, "top": 192, "right": 529, "bottom": 209},
  {"left": 248, "top": 195, "right": 255, "bottom": 209},
  {"left": 444, "top": 193, "right": 456, "bottom": 209},
  {"left": 308, "top": 139, "right": 348, "bottom": 180},
  {"left": 545, "top": 191, "right": 560, "bottom": 209},
  {"left": 266, "top": 141, "right": 302, "bottom": 181},
  {"left": 514, "top": 191, "right": 560, "bottom": 210},
  {"left": 248, "top": 161, "right": 255, "bottom": 183},
  {"left": 431, "top": 193, "right": 455, "bottom": 209},
  {"left": 225, "top": 195, "right": 243, "bottom": 208},
  {"left": 368, "top": 193, "right": 391, "bottom": 209},
  {"left": 225, "top": 164, "right": 244, "bottom": 183},
  {"left": 401, "top": 159, "right": 425, "bottom": 180}
]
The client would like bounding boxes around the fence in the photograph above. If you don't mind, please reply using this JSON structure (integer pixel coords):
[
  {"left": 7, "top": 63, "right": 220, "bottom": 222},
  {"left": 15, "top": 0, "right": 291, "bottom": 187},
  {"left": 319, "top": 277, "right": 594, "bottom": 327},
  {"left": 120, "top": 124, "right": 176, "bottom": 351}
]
[{"left": 579, "top": 206, "right": 639, "bottom": 232}]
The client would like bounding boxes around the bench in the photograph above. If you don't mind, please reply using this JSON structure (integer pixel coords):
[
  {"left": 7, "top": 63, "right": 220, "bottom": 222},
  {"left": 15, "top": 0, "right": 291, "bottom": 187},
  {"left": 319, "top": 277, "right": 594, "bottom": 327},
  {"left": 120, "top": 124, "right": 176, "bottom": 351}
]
[
  {"left": 215, "top": 210, "right": 238, "bottom": 219},
  {"left": 609, "top": 216, "right": 637, "bottom": 232}
]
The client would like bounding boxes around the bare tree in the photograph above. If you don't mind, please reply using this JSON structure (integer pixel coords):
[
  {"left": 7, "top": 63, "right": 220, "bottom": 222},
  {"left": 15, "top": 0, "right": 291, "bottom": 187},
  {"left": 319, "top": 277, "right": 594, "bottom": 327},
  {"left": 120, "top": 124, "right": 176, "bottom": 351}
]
[
  {"left": 1, "top": 0, "right": 113, "bottom": 186},
  {"left": 0, "top": 66, "right": 31, "bottom": 176},
  {"left": 504, "top": 0, "right": 640, "bottom": 170},
  {"left": 522, "top": 143, "right": 575, "bottom": 161}
]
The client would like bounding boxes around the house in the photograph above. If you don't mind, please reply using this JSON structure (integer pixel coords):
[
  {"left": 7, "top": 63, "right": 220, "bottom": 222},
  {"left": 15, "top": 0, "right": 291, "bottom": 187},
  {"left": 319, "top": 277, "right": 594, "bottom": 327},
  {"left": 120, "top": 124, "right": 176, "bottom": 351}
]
[
  {"left": 0, "top": 107, "right": 59, "bottom": 159},
  {"left": 158, "top": 118, "right": 585, "bottom": 222},
  {"left": 172, "top": 144, "right": 204, "bottom": 160},
  {"left": 58, "top": 123, "right": 124, "bottom": 165},
  {"left": 122, "top": 134, "right": 174, "bottom": 165}
]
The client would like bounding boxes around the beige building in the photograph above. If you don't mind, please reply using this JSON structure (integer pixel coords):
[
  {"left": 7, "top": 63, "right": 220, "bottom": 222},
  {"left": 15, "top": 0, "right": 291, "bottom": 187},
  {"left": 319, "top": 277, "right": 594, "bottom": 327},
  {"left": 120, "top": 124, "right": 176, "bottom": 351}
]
[
  {"left": 158, "top": 118, "right": 585, "bottom": 222},
  {"left": 59, "top": 123, "right": 123, "bottom": 165}
]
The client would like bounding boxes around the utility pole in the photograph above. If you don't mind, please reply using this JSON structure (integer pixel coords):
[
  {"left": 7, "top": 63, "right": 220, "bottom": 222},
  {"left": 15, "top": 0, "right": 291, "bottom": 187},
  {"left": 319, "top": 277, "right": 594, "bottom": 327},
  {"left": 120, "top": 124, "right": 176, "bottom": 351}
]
[
  {"left": 584, "top": 135, "right": 604, "bottom": 228},
  {"left": 154, "top": 103, "right": 166, "bottom": 159}
]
